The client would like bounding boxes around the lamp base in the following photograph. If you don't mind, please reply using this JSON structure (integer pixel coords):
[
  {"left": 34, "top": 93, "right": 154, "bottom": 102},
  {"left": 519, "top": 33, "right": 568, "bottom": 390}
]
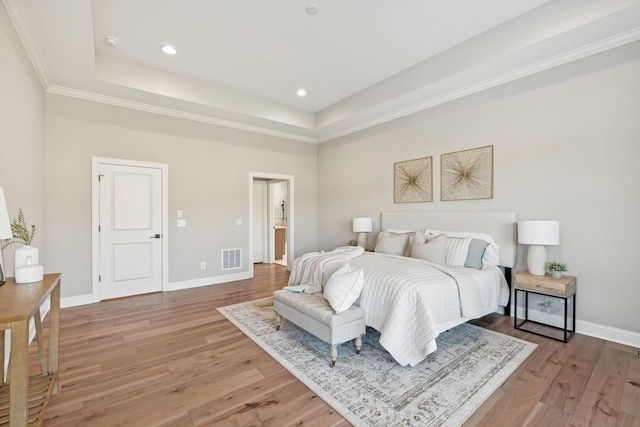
[
  {"left": 527, "top": 245, "right": 547, "bottom": 275},
  {"left": 0, "top": 250, "right": 7, "bottom": 285},
  {"left": 357, "top": 232, "right": 368, "bottom": 249}
]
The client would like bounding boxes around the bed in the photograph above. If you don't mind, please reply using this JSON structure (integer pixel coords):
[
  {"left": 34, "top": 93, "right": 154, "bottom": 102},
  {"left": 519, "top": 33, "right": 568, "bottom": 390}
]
[{"left": 287, "top": 211, "right": 517, "bottom": 366}]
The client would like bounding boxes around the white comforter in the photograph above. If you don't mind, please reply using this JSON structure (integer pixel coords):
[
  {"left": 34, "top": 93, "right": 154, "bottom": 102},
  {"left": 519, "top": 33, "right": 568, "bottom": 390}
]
[
  {"left": 287, "top": 246, "right": 364, "bottom": 288},
  {"left": 287, "top": 249, "right": 508, "bottom": 367}
]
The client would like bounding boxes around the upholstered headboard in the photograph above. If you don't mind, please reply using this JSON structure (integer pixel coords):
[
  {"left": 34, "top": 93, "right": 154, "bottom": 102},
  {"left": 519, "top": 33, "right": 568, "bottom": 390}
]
[{"left": 380, "top": 211, "right": 518, "bottom": 268}]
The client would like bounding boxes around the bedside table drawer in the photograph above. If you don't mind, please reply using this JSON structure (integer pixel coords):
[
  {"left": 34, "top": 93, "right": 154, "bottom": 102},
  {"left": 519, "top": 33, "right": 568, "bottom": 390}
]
[{"left": 514, "top": 274, "right": 576, "bottom": 298}]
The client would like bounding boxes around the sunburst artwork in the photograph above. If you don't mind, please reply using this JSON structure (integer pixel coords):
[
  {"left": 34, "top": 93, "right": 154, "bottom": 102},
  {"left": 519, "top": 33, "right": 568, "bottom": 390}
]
[
  {"left": 394, "top": 157, "right": 433, "bottom": 203},
  {"left": 441, "top": 145, "right": 493, "bottom": 201}
]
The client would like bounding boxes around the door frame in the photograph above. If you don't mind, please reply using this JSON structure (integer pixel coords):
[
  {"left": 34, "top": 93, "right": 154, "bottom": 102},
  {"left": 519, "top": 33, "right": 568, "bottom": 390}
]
[
  {"left": 249, "top": 172, "right": 294, "bottom": 275},
  {"left": 91, "top": 157, "right": 169, "bottom": 302}
]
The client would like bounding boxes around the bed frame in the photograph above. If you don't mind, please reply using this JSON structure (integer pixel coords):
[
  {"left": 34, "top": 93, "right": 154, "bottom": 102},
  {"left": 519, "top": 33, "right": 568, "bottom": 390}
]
[{"left": 380, "top": 211, "right": 518, "bottom": 313}]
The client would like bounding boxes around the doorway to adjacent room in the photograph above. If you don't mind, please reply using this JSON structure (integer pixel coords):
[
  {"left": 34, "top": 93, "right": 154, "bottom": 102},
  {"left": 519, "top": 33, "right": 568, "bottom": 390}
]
[{"left": 250, "top": 172, "right": 294, "bottom": 275}]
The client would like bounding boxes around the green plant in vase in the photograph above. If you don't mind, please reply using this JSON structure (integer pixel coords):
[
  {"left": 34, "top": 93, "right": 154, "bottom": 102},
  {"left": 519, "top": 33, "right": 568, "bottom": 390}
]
[
  {"left": 1, "top": 208, "right": 36, "bottom": 249},
  {"left": 3, "top": 209, "right": 42, "bottom": 283},
  {"left": 545, "top": 261, "right": 567, "bottom": 279}
]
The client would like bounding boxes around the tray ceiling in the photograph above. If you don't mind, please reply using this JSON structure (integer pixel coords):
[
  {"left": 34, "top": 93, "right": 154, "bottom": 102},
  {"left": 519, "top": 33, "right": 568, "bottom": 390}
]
[{"left": 5, "top": 0, "right": 640, "bottom": 143}]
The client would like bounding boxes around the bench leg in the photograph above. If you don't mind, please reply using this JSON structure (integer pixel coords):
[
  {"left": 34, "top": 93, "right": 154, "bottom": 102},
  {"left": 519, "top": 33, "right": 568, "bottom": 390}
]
[
  {"left": 275, "top": 313, "right": 282, "bottom": 330},
  {"left": 355, "top": 336, "right": 363, "bottom": 354},
  {"left": 329, "top": 345, "right": 338, "bottom": 367}
]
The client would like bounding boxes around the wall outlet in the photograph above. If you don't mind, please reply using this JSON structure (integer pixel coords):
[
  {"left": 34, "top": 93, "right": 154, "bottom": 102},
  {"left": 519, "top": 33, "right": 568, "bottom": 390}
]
[
  {"left": 634, "top": 348, "right": 640, "bottom": 358},
  {"left": 200, "top": 261, "right": 206, "bottom": 270},
  {"left": 177, "top": 219, "right": 186, "bottom": 228}
]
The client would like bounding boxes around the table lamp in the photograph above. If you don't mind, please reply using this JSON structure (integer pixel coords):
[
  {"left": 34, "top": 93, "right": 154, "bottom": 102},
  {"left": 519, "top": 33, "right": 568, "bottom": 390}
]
[
  {"left": 518, "top": 220, "right": 559, "bottom": 276},
  {"left": 352, "top": 217, "right": 372, "bottom": 249},
  {"left": 0, "top": 187, "right": 13, "bottom": 285}
]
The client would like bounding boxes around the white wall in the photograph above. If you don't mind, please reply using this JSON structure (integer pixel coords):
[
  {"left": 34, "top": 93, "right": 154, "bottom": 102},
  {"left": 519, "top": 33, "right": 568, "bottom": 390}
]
[
  {"left": 317, "top": 42, "right": 640, "bottom": 335},
  {"left": 0, "top": 4, "right": 45, "bottom": 275},
  {"left": 44, "top": 95, "right": 317, "bottom": 298}
]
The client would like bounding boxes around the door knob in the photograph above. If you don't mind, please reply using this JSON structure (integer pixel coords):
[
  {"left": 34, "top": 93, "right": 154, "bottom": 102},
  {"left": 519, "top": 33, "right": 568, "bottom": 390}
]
[{"left": 150, "top": 234, "right": 161, "bottom": 239}]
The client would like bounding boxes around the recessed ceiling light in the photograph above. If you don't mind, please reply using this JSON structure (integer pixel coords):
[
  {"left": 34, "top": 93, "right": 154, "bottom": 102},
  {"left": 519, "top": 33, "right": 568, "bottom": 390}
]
[
  {"left": 105, "top": 36, "right": 119, "bottom": 48},
  {"left": 297, "top": 89, "right": 307, "bottom": 97},
  {"left": 305, "top": 4, "right": 320, "bottom": 15},
  {"left": 161, "top": 45, "right": 177, "bottom": 55}
]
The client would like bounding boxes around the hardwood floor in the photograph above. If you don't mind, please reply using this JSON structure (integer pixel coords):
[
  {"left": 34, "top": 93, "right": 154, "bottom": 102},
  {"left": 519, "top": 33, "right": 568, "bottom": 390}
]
[{"left": 34, "top": 264, "right": 639, "bottom": 426}]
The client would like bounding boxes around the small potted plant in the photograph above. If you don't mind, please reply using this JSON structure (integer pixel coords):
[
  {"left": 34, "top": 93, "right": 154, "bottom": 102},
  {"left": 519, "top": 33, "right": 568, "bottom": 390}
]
[
  {"left": 545, "top": 261, "right": 567, "bottom": 279},
  {"left": 2, "top": 209, "right": 42, "bottom": 282}
]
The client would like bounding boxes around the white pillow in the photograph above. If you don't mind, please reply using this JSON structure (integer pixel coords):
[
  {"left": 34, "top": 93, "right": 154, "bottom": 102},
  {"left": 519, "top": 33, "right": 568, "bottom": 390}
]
[
  {"left": 410, "top": 231, "right": 447, "bottom": 265},
  {"left": 445, "top": 237, "right": 472, "bottom": 267},
  {"left": 374, "top": 230, "right": 412, "bottom": 256},
  {"left": 323, "top": 265, "right": 364, "bottom": 314},
  {"left": 428, "top": 230, "right": 500, "bottom": 266},
  {"left": 384, "top": 229, "right": 415, "bottom": 257}
]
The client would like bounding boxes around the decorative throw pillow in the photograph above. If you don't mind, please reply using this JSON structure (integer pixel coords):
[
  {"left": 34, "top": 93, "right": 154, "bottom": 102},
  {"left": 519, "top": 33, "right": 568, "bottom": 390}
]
[
  {"left": 323, "top": 264, "right": 364, "bottom": 314},
  {"left": 384, "top": 229, "right": 415, "bottom": 257},
  {"left": 428, "top": 230, "right": 500, "bottom": 266},
  {"left": 465, "top": 239, "right": 490, "bottom": 269},
  {"left": 445, "top": 237, "right": 472, "bottom": 267},
  {"left": 374, "top": 230, "right": 411, "bottom": 256},
  {"left": 410, "top": 231, "right": 447, "bottom": 265}
]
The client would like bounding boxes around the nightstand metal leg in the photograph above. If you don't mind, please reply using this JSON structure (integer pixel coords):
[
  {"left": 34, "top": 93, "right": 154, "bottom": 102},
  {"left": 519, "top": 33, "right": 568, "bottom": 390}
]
[
  {"left": 564, "top": 297, "right": 568, "bottom": 342},
  {"left": 513, "top": 289, "right": 516, "bottom": 327}
]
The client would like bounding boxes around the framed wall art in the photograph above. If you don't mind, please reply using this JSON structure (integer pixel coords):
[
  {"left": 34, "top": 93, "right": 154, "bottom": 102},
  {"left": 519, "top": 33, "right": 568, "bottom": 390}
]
[
  {"left": 441, "top": 145, "right": 493, "bottom": 201},
  {"left": 394, "top": 156, "right": 433, "bottom": 203}
]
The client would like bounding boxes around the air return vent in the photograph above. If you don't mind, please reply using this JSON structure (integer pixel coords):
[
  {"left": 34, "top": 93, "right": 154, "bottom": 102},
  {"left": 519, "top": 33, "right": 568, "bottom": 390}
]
[{"left": 222, "top": 248, "right": 242, "bottom": 270}]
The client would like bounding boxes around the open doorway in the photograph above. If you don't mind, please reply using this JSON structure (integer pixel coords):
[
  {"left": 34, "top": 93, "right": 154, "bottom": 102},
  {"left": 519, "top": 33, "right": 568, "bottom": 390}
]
[
  {"left": 270, "top": 180, "right": 288, "bottom": 267},
  {"left": 249, "top": 172, "right": 294, "bottom": 276}
]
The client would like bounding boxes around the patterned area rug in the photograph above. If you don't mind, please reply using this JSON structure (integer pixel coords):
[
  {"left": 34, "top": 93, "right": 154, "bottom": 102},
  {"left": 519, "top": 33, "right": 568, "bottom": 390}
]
[{"left": 218, "top": 297, "right": 537, "bottom": 427}]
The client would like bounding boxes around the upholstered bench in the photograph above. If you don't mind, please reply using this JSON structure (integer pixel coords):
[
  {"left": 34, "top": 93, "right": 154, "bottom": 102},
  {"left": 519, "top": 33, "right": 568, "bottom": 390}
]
[{"left": 273, "top": 289, "right": 366, "bottom": 367}]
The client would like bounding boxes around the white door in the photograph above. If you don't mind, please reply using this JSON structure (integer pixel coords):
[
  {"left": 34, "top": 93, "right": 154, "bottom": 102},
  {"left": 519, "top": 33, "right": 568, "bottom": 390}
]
[
  {"left": 98, "top": 164, "right": 163, "bottom": 300},
  {"left": 252, "top": 180, "right": 268, "bottom": 263}
]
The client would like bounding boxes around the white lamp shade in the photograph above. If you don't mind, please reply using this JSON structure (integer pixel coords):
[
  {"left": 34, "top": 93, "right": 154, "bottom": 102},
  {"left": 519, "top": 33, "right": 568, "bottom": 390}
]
[
  {"left": 518, "top": 220, "right": 559, "bottom": 245},
  {"left": 0, "top": 187, "right": 12, "bottom": 239},
  {"left": 352, "top": 217, "right": 372, "bottom": 233}
]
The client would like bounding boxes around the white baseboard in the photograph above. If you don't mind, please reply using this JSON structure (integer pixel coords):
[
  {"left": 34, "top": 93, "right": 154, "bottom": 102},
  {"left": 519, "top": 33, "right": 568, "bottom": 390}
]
[
  {"left": 166, "top": 271, "right": 252, "bottom": 291},
  {"left": 576, "top": 320, "right": 640, "bottom": 348},
  {"left": 517, "top": 307, "right": 640, "bottom": 348},
  {"left": 61, "top": 293, "right": 95, "bottom": 308},
  {"left": 61, "top": 271, "right": 253, "bottom": 307}
]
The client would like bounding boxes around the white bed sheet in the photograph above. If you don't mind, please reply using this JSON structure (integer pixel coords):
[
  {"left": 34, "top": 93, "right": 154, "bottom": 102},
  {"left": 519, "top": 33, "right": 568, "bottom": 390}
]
[
  {"left": 286, "top": 249, "right": 509, "bottom": 367},
  {"left": 345, "top": 252, "right": 508, "bottom": 366}
]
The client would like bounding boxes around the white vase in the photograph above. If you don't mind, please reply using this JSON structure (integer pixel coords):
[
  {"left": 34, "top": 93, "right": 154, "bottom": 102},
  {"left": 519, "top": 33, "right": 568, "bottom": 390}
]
[
  {"left": 551, "top": 270, "right": 562, "bottom": 279},
  {"left": 15, "top": 245, "right": 39, "bottom": 270},
  {"left": 14, "top": 245, "right": 44, "bottom": 283}
]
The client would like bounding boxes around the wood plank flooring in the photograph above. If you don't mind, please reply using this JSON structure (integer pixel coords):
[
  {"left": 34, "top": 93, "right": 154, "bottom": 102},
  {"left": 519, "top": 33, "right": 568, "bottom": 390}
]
[{"left": 31, "top": 264, "right": 639, "bottom": 426}]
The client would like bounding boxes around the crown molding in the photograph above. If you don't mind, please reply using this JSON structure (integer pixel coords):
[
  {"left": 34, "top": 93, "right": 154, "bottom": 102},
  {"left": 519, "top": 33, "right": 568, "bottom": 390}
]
[
  {"left": 47, "top": 85, "right": 319, "bottom": 144},
  {"left": 316, "top": 26, "right": 640, "bottom": 143},
  {"left": 3, "top": 0, "right": 52, "bottom": 89},
  {"left": 8, "top": 0, "right": 639, "bottom": 145}
]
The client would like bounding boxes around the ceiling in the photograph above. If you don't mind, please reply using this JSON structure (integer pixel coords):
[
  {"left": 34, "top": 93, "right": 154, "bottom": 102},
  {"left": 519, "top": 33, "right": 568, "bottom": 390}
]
[{"left": 5, "top": 0, "right": 640, "bottom": 143}]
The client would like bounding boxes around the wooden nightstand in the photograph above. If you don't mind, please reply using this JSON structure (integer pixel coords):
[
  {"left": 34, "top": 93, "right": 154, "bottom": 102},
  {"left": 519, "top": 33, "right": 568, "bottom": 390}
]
[{"left": 514, "top": 271, "right": 576, "bottom": 342}]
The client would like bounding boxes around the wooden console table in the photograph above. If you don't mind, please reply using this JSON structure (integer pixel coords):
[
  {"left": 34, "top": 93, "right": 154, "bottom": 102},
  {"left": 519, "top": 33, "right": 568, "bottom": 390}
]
[{"left": 0, "top": 273, "right": 61, "bottom": 427}]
